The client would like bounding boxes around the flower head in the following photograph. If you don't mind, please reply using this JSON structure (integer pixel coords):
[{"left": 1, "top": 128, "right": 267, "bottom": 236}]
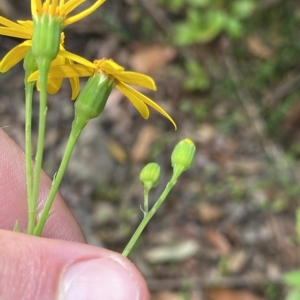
[
  {"left": 0, "top": 17, "right": 79, "bottom": 98},
  {"left": 31, "top": 0, "right": 105, "bottom": 26},
  {"left": 30, "top": 0, "right": 105, "bottom": 65},
  {"left": 0, "top": 1, "right": 105, "bottom": 98},
  {"left": 29, "top": 58, "right": 177, "bottom": 128}
]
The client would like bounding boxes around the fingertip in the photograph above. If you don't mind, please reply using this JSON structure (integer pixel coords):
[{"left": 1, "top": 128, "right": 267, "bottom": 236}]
[{"left": 0, "top": 230, "right": 150, "bottom": 300}]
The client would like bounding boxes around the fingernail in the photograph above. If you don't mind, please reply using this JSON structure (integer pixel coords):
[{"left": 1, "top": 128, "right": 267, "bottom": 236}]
[{"left": 59, "top": 257, "right": 142, "bottom": 300}]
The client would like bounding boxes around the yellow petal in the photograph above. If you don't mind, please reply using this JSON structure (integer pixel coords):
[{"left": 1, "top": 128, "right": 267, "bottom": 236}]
[
  {"left": 47, "top": 77, "right": 63, "bottom": 94},
  {"left": 0, "top": 41, "right": 31, "bottom": 73},
  {"left": 0, "top": 17, "right": 31, "bottom": 38},
  {"left": 66, "top": 58, "right": 80, "bottom": 100},
  {"left": 17, "top": 20, "right": 34, "bottom": 32},
  {"left": 0, "top": 16, "right": 23, "bottom": 30},
  {"left": 58, "top": 49, "right": 95, "bottom": 68},
  {"left": 61, "top": 0, "right": 85, "bottom": 16},
  {"left": 0, "top": 28, "right": 31, "bottom": 39},
  {"left": 28, "top": 65, "right": 93, "bottom": 81},
  {"left": 118, "top": 82, "right": 177, "bottom": 129},
  {"left": 59, "top": 0, "right": 66, "bottom": 10},
  {"left": 115, "top": 71, "right": 156, "bottom": 90},
  {"left": 101, "top": 59, "right": 124, "bottom": 74},
  {"left": 51, "top": 0, "right": 59, "bottom": 15},
  {"left": 31, "top": 0, "right": 42, "bottom": 15},
  {"left": 65, "top": 0, "right": 106, "bottom": 26},
  {"left": 51, "top": 53, "right": 66, "bottom": 67},
  {"left": 69, "top": 76, "right": 80, "bottom": 100},
  {"left": 116, "top": 83, "right": 150, "bottom": 119}
]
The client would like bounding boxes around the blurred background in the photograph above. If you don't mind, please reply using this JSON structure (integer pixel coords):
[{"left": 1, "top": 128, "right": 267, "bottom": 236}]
[{"left": 1, "top": 0, "right": 300, "bottom": 299}]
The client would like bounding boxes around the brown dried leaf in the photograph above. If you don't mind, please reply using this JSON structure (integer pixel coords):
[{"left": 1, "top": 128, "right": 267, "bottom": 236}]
[
  {"left": 144, "top": 240, "right": 200, "bottom": 263},
  {"left": 105, "top": 137, "right": 128, "bottom": 163},
  {"left": 131, "top": 125, "right": 158, "bottom": 162},
  {"left": 205, "top": 229, "right": 231, "bottom": 255},
  {"left": 196, "top": 124, "right": 218, "bottom": 143},
  {"left": 129, "top": 45, "right": 177, "bottom": 73},
  {"left": 197, "top": 203, "right": 223, "bottom": 223},
  {"left": 206, "top": 288, "right": 265, "bottom": 300},
  {"left": 227, "top": 251, "right": 250, "bottom": 274},
  {"left": 152, "top": 291, "right": 183, "bottom": 300},
  {"left": 247, "top": 35, "right": 273, "bottom": 60}
]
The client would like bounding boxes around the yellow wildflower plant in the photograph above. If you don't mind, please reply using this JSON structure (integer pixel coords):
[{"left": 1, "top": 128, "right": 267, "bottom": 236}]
[{"left": 29, "top": 58, "right": 177, "bottom": 128}]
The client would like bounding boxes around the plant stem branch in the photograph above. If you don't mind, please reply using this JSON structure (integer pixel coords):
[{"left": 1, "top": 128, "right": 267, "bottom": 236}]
[
  {"left": 122, "top": 173, "right": 178, "bottom": 257},
  {"left": 33, "top": 115, "right": 85, "bottom": 236},
  {"left": 25, "top": 81, "right": 34, "bottom": 234},
  {"left": 27, "top": 59, "right": 49, "bottom": 235}
]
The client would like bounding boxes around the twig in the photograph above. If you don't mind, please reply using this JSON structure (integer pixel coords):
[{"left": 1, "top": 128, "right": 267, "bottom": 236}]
[
  {"left": 139, "top": 0, "right": 172, "bottom": 33},
  {"left": 263, "top": 76, "right": 300, "bottom": 106},
  {"left": 147, "top": 275, "right": 283, "bottom": 291}
]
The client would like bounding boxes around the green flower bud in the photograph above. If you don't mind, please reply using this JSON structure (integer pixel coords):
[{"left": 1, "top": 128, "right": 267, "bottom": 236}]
[
  {"left": 140, "top": 163, "right": 161, "bottom": 191},
  {"left": 74, "top": 73, "right": 115, "bottom": 129},
  {"left": 31, "top": 13, "right": 64, "bottom": 64},
  {"left": 171, "top": 139, "right": 196, "bottom": 177}
]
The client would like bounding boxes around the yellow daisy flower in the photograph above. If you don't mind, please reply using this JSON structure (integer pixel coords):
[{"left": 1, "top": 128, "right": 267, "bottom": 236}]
[
  {"left": 0, "top": 1, "right": 105, "bottom": 99},
  {"left": 0, "top": 18, "right": 78, "bottom": 98},
  {"left": 29, "top": 58, "right": 177, "bottom": 128}
]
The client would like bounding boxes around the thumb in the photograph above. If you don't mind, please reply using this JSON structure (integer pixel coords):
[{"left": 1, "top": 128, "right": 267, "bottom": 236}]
[{"left": 0, "top": 230, "right": 149, "bottom": 300}]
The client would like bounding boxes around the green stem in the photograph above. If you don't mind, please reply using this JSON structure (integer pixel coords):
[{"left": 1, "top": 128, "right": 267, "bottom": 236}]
[
  {"left": 143, "top": 189, "right": 149, "bottom": 217},
  {"left": 33, "top": 115, "right": 86, "bottom": 236},
  {"left": 28, "top": 59, "right": 50, "bottom": 235},
  {"left": 25, "top": 81, "right": 34, "bottom": 234},
  {"left": 122, "top": 173, "right": 179, "bottom": 257}
]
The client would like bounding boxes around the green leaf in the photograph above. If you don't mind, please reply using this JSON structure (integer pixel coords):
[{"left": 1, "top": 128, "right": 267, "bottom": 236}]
[
  {"left": 225, "top": 18, "right": 243, "bottom": 38},
  {"left": 285, "top": 288, "right": 300, "bottom": 300},
  {"left": 184, "top": 60, "right": 210, "bottom": 91},
  {"left": 231, "top": 0, "right": 256, "bottom": 19},
  {"left": 174, "top": 9, "right": 226, "bottom": 46},
  {"left": 187, "top": 0, "right": 210, "bottom": 8},
  {"left": 283, "top": 270, "right": 300, "bottom": 287}
]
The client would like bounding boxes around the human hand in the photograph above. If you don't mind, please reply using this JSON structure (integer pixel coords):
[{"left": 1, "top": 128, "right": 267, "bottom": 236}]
[{"left": 0, "top": 128, "right": 149, "bottom": 300}]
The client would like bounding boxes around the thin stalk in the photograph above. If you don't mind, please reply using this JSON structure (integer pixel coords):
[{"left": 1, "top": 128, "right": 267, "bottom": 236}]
[
  {"left": 143, "top": 189, "right": 149, "bottom": 217},
  {"left": 28, "top": 59, "right": 49, "bottom": 235},
  {"left": 122, "top": 173, "right": 179, "bottom": 257},
  {"left": 25, "top": 81, "right": 35, "bottom": 234},
  {"left": 33, "top": 116, "right": 85, "bottom": 236}
]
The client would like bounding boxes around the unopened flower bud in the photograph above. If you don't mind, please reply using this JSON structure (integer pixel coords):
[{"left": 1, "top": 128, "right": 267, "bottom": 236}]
[
  {"left": 74, "top": 73, "right": 115, "bottom": 129},
  {"left": 171, "top": 139, "right": 196, "bottom": 176},
  {"left": 140, "top": 163, "right": 161, "bottom": 191}
]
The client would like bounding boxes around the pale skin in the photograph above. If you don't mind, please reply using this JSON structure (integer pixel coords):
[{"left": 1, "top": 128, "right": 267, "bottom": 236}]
[{"left": 0, "top": 128, "right": 149, "bottom": 300}]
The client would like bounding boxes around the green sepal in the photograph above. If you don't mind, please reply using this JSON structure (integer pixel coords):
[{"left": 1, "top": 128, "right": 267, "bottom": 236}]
[{"left": 31, "top": 13, "right": 64, "bottom": 64}]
